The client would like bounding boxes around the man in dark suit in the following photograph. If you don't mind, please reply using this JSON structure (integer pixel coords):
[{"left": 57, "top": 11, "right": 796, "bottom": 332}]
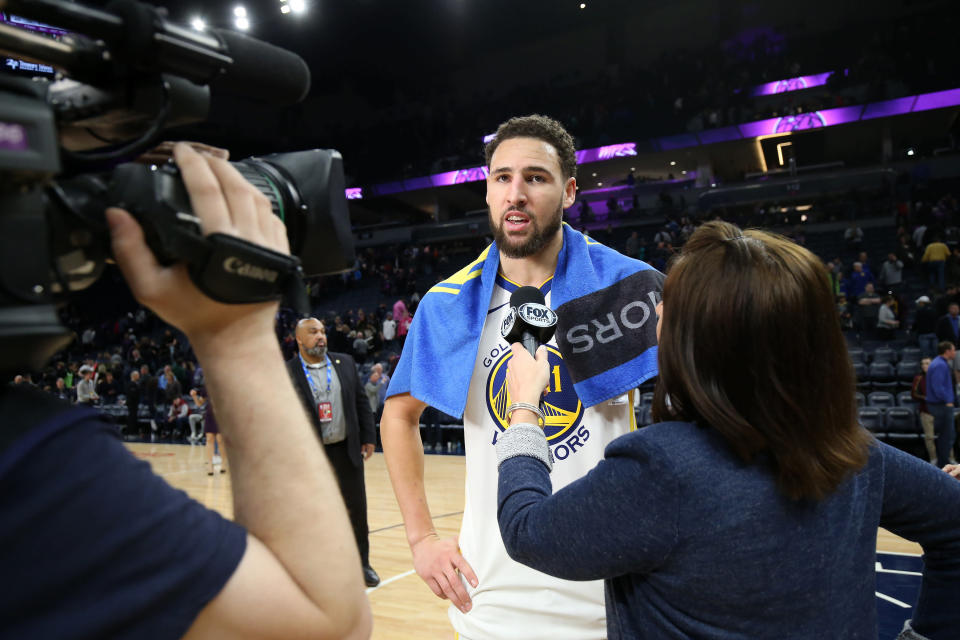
[
  {"left": 935, "top": 302, "right": 960, "bottom": 346},
  {"left": 286, "top": 317, "right": 380, "bottom": 587},
  {"left": 125, "top": 370, "right": 143, "bottom": 438}
]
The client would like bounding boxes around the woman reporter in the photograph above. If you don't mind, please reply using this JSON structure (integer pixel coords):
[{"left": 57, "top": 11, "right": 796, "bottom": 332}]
[{"left": 497, "top": 221, "right": 960, "bottom": 639}]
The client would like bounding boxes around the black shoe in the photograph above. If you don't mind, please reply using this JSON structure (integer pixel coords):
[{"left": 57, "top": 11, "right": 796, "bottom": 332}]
[{"left": 363, "top": 565, "right": 380, "bottom": 587}]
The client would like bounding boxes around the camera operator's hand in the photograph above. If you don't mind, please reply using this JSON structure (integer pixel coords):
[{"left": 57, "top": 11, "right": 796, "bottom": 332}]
[
  {"left": 107, "top": 143, "right": 288, "bottom": 349},
  {"left": 109, "top": 142, "right": 371, "bottom": 638},
  {"left": 134, "top": 140, "right": 230, "bottom": 165}
]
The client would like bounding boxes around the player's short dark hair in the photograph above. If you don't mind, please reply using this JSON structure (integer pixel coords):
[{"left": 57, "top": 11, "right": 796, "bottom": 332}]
[
  {"left": 484, "top": 115, "right": 577, "bottom": 180},
  {"left": 938, "top": 341, "right": 955, "bottom": 355}
]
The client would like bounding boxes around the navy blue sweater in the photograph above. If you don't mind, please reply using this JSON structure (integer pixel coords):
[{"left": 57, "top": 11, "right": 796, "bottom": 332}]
[{"left": 497, "top": 421, "right": 960, "bottom": 639}]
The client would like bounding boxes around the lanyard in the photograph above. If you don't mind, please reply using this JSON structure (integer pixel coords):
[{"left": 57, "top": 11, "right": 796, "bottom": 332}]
[{"left": 300, "top": 353, "right": 332, "bottom": 398}]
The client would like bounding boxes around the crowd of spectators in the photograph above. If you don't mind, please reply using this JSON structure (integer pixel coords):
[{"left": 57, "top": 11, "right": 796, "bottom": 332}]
[
  {"left": 8, "top": 170, "right": 960, "bottom": 446},
  {"left": 9, "top": 290, "right": 423, "bottom": 443},
  {"left": 305, "top": 237, "right": 487, "bottom": 302},
  {"left": 823, "top": 191, "right": 960, "bottom": 345}
]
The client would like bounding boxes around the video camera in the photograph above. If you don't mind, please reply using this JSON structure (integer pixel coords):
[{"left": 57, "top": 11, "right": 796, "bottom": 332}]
[{"left": 0, "top": 0, "right": 356, "bottom": 374}]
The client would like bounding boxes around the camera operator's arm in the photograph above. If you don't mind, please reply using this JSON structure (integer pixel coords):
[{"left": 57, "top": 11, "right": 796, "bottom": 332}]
[{"left": 107, "top": 144, "right": 371, "bottom": 640}]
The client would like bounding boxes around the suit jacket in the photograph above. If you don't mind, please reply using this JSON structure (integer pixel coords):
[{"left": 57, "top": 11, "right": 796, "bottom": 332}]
[
  {"left": 935, "top": 314, "right": 960, "bottom": 344},
  {"left": 286, "top": 351, "right": 375, "bottom": 468}
]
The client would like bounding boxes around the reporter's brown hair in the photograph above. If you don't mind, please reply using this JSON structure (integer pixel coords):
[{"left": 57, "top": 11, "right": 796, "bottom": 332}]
[{"left": 652, "top": 221, "right": 871, "bottom": 501}]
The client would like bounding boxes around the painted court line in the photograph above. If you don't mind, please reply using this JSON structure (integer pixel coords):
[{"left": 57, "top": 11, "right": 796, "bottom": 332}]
[
  {"left": 369, "top": 511, "right": 463, "bottom": 535},
  {"left": 875, "top": 592, "right": 911, "bottom": 608},
  {"left": 367, "top": 569, "right": 416, "bottom": 594},
  {"left": 875, "top": 561, "right": 922, "bottom": 577}
]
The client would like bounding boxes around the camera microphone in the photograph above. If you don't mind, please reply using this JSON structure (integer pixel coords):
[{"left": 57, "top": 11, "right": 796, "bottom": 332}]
[
  {"left": 3, "top": 0, "right": 311, "bottom": 106},
  {"left": 207, "top": 29, "right": 311, "bottom": 106}
]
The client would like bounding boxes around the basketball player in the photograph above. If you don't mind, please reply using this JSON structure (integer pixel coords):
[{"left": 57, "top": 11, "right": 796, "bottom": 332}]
[{"left": 381, "top": 115, "right": 662, "bottom": 639}]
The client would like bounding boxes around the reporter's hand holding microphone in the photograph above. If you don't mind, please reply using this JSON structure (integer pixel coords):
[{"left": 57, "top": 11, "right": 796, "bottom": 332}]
[
  {"left": 502, "top": 286, "right": 557, "bottom": 428},
  {"left": 506, "top": 343, "right": 551, "bottom": 426}
]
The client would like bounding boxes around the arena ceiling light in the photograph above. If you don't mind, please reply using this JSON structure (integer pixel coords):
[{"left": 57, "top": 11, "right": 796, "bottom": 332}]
[
  {"left": 233, "top": 7, "right": 250, "bottom": 30},
  {"left": 190, "top": 16, "right": 206, "bottom": 31},
  {"left": 280, "top": 0, "right": 307, "bottom": 15}
]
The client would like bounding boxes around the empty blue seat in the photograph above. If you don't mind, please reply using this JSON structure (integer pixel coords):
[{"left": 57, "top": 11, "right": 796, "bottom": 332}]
[
  {"left": 885, "top": 408, "right": 918, "bottom": 436},
  {"left": 858, "top": 407, "right": 884, "bottom": 435},
  {"left": 900, "top": 346, "right": 921, "bottom": 362},
  {"left": 867, "top": 392, "right": 895, "bottom": 409},
  {"left": 869, "top": 362, "right": 898, "bottom": 391},
  {"left": 871, "top": 347, "right": 896, "bottom": 365},
  {"left": 896, "top": 361, "right": 920, "bottom": 380}
]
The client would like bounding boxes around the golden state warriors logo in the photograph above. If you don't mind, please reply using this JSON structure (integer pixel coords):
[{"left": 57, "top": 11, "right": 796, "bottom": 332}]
[{"left": 486, "top": 345, "right": 584, "bottom": 440}]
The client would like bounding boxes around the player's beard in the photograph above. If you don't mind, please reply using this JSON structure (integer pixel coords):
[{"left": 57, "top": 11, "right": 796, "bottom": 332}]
[{"left": 489, "top": 201, "right": 563, "bottom": 259}]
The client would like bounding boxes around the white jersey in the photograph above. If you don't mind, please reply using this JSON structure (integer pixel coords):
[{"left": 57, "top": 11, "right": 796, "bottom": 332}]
[{"left": 450, "top": 276, "right": 636, "bottom": 640}]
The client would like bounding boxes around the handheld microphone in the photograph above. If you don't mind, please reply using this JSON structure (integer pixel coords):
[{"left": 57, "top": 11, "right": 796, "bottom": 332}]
[{"left": 501, "top": 286, "right": 558, "bottom": 357}]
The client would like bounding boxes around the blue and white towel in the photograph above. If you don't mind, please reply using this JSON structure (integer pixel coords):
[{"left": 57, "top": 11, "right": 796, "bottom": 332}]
[{"left": 387, "top": 224, "right": 663, "bottom": 417}]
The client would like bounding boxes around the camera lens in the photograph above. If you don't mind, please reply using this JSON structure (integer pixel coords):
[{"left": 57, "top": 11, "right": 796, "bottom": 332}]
[{"left": 229, "top": 149, "right": 354, "bottom": 277}]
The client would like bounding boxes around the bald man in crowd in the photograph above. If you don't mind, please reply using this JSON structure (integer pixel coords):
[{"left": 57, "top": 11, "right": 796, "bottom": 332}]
[{"left": 286, "top": 317, "right": 380, "bottom": 587}]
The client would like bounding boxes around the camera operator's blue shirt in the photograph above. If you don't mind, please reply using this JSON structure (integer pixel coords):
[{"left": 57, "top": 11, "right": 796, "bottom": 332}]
[{"left": 0, "top": 393, "right": 245, "bottom": 639}]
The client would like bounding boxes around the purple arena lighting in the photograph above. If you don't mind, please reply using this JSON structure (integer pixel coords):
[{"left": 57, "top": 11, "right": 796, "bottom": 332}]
[
  {"left": 349, "top": 86, "right": 960, "bottom": 200},
  {"left": 430, "top": 166, "right": 491, "bottom": 187},
  {"left": 914, "top": 88, "right": 960, "bottom": 112},
  {"left": 345, "top": 188, "right": 363, "bottom": 200},
  {"left": 0, "top": 122, "right": 29, "bottom": 151},
  {"left": 574, "top": 143, "right": 638, "bottom": 164},
  {"left": 738, "top": 104, "right": 865, "bottom": 137},
  {"left": 863, "top": 97, "right": 919, "bottom": 120},
  {"left": 774, "top": 112, "right": 826, "bottom": 132},
  {"left": 656, "top": 134, "right": 699, "bottom": 151},
  {"left": 697, "top": 127, "right": 742, "bottom": 145},
  {"left": 1, "top": 14, "right": 69, "bottom": 36},
  {"left": 752, "top": 71, "right": 834, "bottom": 96}
]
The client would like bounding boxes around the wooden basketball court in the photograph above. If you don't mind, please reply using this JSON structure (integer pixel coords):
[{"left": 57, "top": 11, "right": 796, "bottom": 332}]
[{"left": 129, "top": 442, "right": 922, "bottom": 639}]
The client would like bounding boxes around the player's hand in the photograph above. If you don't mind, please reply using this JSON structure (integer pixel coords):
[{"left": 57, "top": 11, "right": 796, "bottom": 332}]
[
  {"left": 361, "top": 443, "right": 375, "bottom": 460},
  {"left": 506, "top": 343, "right": 551, "bottom": 406},
  {"left": 944, "top": 464, "right": 960, "bottom": 479},
  {"left": 411, "top": 533, "right": 478, "bottom": 613},
  {"left": 107, "top": 143, "right": 289, "bottom": 349}
]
